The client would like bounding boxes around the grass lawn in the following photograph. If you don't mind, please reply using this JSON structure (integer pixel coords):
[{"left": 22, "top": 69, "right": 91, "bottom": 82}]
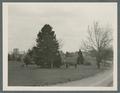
[{"left": 8, "top": 61, "right": 103, "bottom": 86}]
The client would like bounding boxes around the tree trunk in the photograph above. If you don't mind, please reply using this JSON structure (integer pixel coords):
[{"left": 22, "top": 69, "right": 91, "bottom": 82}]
[
  {"left": 66, "top": 64, "right": 68, "bottom": 68},
  {"left": 96, "top": 53, "right": 101, "bottom": 69},
  {"left": 75, "top": 64, "right": 77, "bottom": 69},
  {"left": 97, "top": 61, "right": 100, "bottom": 69},
  {"left": 51, "top": 61, "right": 53, "bottom": 68}
]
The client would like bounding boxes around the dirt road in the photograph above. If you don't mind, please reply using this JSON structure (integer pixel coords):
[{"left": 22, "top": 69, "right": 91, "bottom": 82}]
[{"left": 54, "top": 68, "right": 113, "bottom": 86}]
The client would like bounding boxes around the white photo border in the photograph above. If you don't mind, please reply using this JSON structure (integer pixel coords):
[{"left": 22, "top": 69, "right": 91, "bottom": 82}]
[{"left": 2, "top": 2, "right": 118, "bottom": 91}]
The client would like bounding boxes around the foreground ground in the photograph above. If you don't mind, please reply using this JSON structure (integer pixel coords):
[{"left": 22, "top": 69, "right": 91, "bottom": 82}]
[{"left": 8, "top": 61, "right": 106, "bottom": 86}]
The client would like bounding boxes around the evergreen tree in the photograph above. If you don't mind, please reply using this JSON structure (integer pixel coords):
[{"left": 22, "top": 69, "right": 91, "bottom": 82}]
[
  {"left": 77, "top": 49, "right": 84, "bottom": 64},
  {"left": 33, "top": 24, "right": 62, "bottom": 68}
]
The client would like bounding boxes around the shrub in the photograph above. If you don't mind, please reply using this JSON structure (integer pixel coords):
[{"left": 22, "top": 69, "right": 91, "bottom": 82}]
[
  {"left": 84, "top": 61, "right": 91, "bottom": 66},
  {"left": 23, "top": 55, "right": 32, "bottom": 66}
]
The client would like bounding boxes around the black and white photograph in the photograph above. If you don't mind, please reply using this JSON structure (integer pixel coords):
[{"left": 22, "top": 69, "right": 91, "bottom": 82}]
[{"left": 3, "top": 2, "right": 117, "bottom": 91}]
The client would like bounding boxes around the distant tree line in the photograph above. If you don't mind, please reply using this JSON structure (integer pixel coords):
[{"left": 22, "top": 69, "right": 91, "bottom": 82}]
[{"left": 8, "top": 49, "right": 23, "bottom": 62}]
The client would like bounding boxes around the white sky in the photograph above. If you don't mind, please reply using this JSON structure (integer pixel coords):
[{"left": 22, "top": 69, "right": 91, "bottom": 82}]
[{"left": 7, "top": 3, "right": 117, "bottom": 52}]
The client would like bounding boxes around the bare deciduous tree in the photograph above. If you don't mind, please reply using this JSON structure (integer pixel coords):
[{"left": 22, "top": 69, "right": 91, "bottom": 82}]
[{"left": 82, "top": 22, "right": 112, "bottom": 69}]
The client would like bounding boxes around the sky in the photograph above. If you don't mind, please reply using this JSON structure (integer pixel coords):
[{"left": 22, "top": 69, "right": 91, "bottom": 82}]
[{"left": 6, "top": 3, "right": 117, "bottom": 52}]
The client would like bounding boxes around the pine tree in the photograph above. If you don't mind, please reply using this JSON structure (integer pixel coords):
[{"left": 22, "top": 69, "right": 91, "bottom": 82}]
[{"left": 33, "top": 24, "right": 62, "bottom": 68}]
